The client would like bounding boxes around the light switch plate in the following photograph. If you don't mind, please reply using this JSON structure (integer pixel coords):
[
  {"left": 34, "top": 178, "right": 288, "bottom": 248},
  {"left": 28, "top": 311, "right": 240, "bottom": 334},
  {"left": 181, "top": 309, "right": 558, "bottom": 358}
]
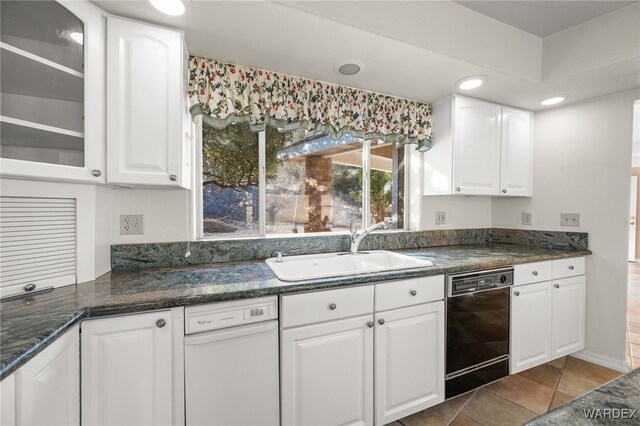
[
  {"left": 120, "top": 215, "right": 144, "bottom": 235},
  {"left": 435, "top": 211, "right": 446, "bottom": 225},
  {"left": 522, "top": 212, "right": 533, "bottom": 226},
  {"left": 561, "top": 213, "right": 580, "bottom": 227}
]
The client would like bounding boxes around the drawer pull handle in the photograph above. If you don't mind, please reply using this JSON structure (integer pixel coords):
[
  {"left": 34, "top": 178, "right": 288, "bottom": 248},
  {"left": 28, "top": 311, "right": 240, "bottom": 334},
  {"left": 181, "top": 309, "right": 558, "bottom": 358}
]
[
  {"left": 367, "top": 321, "right": 374, "bottom": 328},
  {"left": 156, "top": 319, "right": 166, "bottom": 328},
  {"left": 378, "top": 319, "right": 385, "bottom": 325},
  {"left": 91, "top": 169, "right": 102, "bottom": 177},
  {"left": 555, "top": 284, "right": 560, "bottom": 289},
  {"left": 197, "top": 320, "right": 212, "bottom": 325},
  {"left": 532, "top": 271, "right": 538, "bottom": 276},
  {"left": 169, "top": 174, "right": 177, "bottom": 182},
  {"left": 328, "top": 303, "right": 337, "bottom": 311},
  {"left": 410, "top": 289, "right": 417, "bottom": 296},
  {"left": 514, "top": 291, "right": 520, "bottom": 296},
  {"left": 569, "top": 265, "right": 575, "bottom": 270},
  {"left": 502, "top": 189, "right": 507, "bottom": 194},
  {"left": 455, "top": 187, "right": 461, "bottom": 192},
  {"left": 23, "top": 283, "right": 36, "bottom": 292}
]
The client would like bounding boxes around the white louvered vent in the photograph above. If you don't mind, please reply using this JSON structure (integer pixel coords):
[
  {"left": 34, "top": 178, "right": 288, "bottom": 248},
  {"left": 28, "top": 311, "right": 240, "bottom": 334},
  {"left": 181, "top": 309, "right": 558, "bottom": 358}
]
[{"left": 0, "top": 196, "right": 77, "bottom": 298}]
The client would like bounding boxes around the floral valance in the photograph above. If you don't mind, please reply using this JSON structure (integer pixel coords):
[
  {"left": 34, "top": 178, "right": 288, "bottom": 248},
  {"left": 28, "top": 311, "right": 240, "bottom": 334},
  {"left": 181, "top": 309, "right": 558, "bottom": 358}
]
[{"left": 188, "top": 57, "right": 432, "bottom": 151}]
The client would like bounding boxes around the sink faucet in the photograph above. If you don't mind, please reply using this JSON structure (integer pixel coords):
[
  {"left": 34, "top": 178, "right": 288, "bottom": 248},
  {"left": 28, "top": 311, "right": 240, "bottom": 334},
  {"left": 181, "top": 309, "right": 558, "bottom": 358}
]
[{"left": 349, "top": 218, "right": 392, "bottom": 255}]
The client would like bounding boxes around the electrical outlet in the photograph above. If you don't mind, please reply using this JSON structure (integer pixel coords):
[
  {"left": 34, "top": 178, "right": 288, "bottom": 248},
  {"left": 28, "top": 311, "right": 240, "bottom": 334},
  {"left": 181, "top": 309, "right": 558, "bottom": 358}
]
[
  {"left": 522, "top": 212, "right": 533, "bottom": 226},
  {"left": 435, "top": 211, "right": 446, "bottom": 225},
  {"left": 561, "top": 213, "right": 580, "bottom": 227},
  {"left": 120, "top": 215, "right": 144, "bottom": 235}
]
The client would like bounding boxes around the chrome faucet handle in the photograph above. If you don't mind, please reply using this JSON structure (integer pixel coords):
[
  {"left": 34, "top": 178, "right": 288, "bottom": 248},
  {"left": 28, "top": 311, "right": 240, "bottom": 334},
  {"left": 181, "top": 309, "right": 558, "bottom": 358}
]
[
  {"left": 349, "top": 222, "right": 358, "bottom": 237},
  {"left": 382, "top": 217, "right": 392, "bottom": 229},
  {"left": 275, "top": 252, "right": 283, "bottom": 263}
]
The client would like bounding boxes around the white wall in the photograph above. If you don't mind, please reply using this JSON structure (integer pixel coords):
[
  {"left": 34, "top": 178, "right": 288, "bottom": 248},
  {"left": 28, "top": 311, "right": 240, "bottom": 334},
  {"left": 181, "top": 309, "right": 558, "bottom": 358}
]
[
  {"left": 492, "top": 89, "right": 640, "bottom": 365},
  {"left": 110, "top": 188, "right": 190, "bottom": 244},
  {"left": 420, "top": 196, "right": 492, "bottom": 230}
]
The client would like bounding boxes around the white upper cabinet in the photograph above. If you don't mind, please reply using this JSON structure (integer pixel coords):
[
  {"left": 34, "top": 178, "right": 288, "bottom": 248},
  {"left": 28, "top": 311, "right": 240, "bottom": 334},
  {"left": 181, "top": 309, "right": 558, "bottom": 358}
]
[
  {"left": 452, "top": 97, "right": 502, "bottom": 195},
  {"left": 500, "top": 107, "right": 533, "bottom": 196},
  {"left": 106, "top": 17, "right": 191, "bottom": 188},
  {"left": 0, "top": 0, "right": 105, "bottom": 183},
  {"left": 423, "top": 95, "right": 533, "bottom": 197}
]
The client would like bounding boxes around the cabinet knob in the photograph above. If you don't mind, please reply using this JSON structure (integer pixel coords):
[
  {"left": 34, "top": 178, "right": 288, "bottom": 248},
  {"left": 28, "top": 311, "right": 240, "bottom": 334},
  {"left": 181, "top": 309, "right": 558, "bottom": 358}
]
[
  {"left": 156, "top": 319, "right": 166, "bottom": 328},
  {"left": 532, "top": 271, "right": 538, "bottom": 276},
  {"left": 23, "top": 283, "right": 36, "bottom": 292},
  {"left": 367, "top": 321, "right": 374, "bottom": 328},
  {"left": 502, "top": 189, "right": 507, "bottom": 194},
  {"left": 514, "top": 291, "right": 520, "bottom": 296},
  {"left": 169, "top": 174, "right": 177, "bottom": 182},
  {"left": 378, "top": 319, "right": 385, "bottom": 325},
  {"left": 569, "top": 265, "right": 575, "bottom": 270},
  {"left": 328, "top": 303, "right": 337, "bottom": 311},
  {"left": 455, "top": 187, "right": 461, "bottom": 192},
  {"left": 410, "top": 289, "right": 417, "bottom": 296},
  {"left": 91, "top": 169, "right": 102, "bottom": 177},
  {"left": 554, "top": 284, "right": 560, "bottom": 289}
]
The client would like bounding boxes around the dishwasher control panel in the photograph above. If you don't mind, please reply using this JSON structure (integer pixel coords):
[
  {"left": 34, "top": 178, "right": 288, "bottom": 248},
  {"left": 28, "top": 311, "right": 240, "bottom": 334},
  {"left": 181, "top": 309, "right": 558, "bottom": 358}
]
[{"left": 185, "top": 296, "right": 278, "bottom": 334}]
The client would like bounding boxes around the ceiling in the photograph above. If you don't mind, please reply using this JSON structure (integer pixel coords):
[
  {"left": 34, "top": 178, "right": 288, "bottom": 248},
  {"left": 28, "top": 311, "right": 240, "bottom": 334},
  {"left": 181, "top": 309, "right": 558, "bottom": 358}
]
[
  {"left": 454, "top": 1, "right": 636, "bottom": 38},
  {"left": 91, "top": 1, "right": 640, "bottom": 111}
]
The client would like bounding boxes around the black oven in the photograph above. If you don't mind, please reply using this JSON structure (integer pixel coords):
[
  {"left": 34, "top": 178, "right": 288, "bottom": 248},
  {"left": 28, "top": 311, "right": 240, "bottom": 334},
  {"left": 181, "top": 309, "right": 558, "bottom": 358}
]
[{"left": 445, "top": 268, "right": 513, "bottom": 398}]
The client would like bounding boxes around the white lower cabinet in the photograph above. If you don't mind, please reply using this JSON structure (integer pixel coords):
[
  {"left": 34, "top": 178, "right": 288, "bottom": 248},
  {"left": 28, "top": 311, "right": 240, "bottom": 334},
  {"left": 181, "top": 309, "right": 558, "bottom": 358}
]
[
  {"left": 374, "top": 301, "right": 445, "bottom": 425},
  {"left": 281, "top": 315, "right": 374, "bottom": 426},
  {"left": 0, "top": 325, "right": 80, "bottom": 426},
  {"left": 510, "top": 266, "right": 586, "bottom": 374},
  {"left": 81, "top": 308, "right": 184, "bottom": 426},
  {"left": 552, "top": 276, "right": 586, "bottom": 358},
  {"left": 0, "top": 373, "right": 16, "bottom": 425},
  {"left": 510, "top": 282, "right": 553, "bottom": 373}
]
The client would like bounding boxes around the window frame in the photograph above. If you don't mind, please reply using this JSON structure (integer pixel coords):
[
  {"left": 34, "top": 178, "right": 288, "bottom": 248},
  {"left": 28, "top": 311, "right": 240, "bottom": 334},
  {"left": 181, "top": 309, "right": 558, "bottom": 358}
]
[{"left": 195, "top": 117, "right": 409, "bottom": 240}]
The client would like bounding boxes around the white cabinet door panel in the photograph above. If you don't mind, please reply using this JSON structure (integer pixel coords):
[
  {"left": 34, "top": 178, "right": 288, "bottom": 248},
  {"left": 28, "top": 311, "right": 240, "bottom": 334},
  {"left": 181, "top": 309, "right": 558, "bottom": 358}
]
[
  {"left": 107, "top": 17, "right": 185, "bottom": 187},
  {"left": 0, "top": 374, "right": 16, "bottom": 426},
  {"left": 18, "top": 325, "right": 79, "bottom": 426},
  {"left": 500, "top": 107, "right": 532, "bottom": 197},
  {"left": 552, "top": 276, "right": 586, "bottom": 358},
  {"left": 510, "top": 282, "right": 553, "bottom": 373},
  {"left": 281, "top": 315, "right": 373, "bottom": 426},
  {"left": 375, "top": 302, "right": 444, "bottom": 425},
  {"left": 452, "top": 97, "right": 502, "bottom": 195},
  {"left": 82, "top": 310, "right": 175, "bottom": 426}
]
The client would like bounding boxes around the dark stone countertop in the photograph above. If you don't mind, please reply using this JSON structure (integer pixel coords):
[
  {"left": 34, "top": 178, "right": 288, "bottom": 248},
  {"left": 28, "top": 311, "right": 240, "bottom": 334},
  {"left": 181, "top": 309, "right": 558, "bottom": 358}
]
[
  {"left": 527, "top": 368, "right": 640, "bottom": 425},
  {"left": 0, "top": 243, "right": 590, "bottom": 380}
]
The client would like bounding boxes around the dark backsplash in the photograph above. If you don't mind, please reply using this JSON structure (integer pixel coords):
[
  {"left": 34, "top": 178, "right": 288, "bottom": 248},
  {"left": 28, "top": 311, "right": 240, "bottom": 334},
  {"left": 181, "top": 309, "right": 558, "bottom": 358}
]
[{"left": 111, "top": 228, "right": 587, "bottom": 271}]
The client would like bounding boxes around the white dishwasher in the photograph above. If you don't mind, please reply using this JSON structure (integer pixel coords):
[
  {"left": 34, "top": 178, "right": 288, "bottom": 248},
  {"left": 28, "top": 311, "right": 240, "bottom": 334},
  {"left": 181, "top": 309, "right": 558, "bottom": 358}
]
[{"left": 184, "top": 296, "right": 279, "bottom": 426}]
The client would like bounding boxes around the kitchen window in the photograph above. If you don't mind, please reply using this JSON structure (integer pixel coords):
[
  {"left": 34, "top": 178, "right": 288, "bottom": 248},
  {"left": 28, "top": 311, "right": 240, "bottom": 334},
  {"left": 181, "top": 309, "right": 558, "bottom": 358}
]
[{"left": 199, "top": 121, "right": 406, "bottom": 239}]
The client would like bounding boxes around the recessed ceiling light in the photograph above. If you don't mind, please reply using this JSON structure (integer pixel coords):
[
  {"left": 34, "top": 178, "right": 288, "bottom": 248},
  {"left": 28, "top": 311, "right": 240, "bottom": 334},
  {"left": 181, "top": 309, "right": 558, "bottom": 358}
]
[
  {"left": 70, "top": 32, "right": 83, "bottom": 45},
  {"left": 540, "top": 96, "right": 565, "bottom": 106},
  {"left": 333, "top": 59, "right": 365, "bottom": 76},
  {"left": 456, "top": 75, "right": 487, "bottom": 90},
  {"left": 149, "top": 0, "right": 185, "bottom": 16}
]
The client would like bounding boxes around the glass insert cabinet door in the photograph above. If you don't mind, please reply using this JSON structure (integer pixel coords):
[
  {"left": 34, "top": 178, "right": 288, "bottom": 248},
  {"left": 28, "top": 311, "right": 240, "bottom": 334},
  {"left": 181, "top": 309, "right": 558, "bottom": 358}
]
[{"left": 0, "top": 0, "right": 105, "bottom": 182}]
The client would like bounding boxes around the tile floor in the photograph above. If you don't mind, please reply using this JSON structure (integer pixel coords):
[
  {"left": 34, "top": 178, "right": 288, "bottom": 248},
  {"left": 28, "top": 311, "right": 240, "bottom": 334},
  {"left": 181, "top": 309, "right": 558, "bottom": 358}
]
[
  {"left": 627, "top": 262, "right": 640, "bottom": 370},
  {"left": 394, "top": 356, "right": 622, "bottom": 425}
]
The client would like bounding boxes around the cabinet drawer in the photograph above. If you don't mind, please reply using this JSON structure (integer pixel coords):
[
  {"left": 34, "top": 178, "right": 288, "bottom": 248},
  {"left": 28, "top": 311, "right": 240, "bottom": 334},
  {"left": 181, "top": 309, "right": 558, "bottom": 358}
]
[
  {"left": 375, "top": 276, "right": 444, "bottom": 312},
  {"left": 514, "top": 261, "right": 552, "bottom": 286},
  {"left": 281, "top": 285, "right": 374, "bottom": 328},
  {"left": 552, "top": 257, "right": 585, "bottom": 279}
]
